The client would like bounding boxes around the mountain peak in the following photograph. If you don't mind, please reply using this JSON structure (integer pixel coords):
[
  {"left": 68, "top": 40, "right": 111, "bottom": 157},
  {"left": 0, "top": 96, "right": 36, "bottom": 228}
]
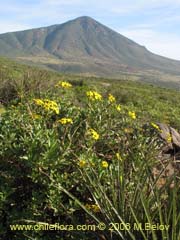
[
  {"left": 71, "top": 16, "right": 99, "bottom": 27},
  {"left": 0, "top": 16, "right": 180, "bottom": 77},
  {"left": 74, "top": 16, "right": 96, "bottom": 22}
]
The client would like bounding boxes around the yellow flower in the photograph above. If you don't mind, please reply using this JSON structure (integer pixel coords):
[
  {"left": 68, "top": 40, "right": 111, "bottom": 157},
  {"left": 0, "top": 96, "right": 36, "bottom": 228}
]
[
  {"left": 43, "top": 99, "right": 59, "bottom": 114},
  {"left": 33, "top": 99, "right": 44, "bottom": 106},
  {"left": 56, "top": 81, "right": 72, "bottom": 88},
  {"left": 85, "top": 204, "right": 100, "bottom": 213},
  {"left": 58, "top": 118, "right": 73, "bottom": 125},
  {"left": 166, "top": 133, "right": 172, "bottom": 143},
  {"left": 85, "top": 203, "right": 91, "bottom": 210},
  {"left": 87, "top": 128, "right": 100, "bottom": 140},
  {"left": 91, "top": 204, "right": 101, "bottom": 213},
  {"left": 116, "top": 153, "right": 122, "bottom": 161},
  {"left": 90, "top": 162, "right": 95, "bottom": 167},
  {"left": 116, "top": 104, "right": 121, "bottom": 111},
  {"left": 128, "top": 111, "right": 136, "bottom": 119},
  {"left": 101, "top": 160, "right": 108, "bottom": 168},
  {"left": 120, "top": 175, "right": 123, "bottom": 184},
  {"left": 151, "top": 122, "right": 161, "bottom": 132},
  {"left": 33, "top": 98, "right": 59, "bottom": 114},
  {"left": 32, "top": 113, "right": 41, "bottom": 120},
  {"left": 108, "top": 94, "right": 116, "bottom": 102},
  {"left": 86, "top": 91, "right": 102, "bottom": 101},
  {"left": 78, "top": 160, "right": 86, "bottom": 168}
]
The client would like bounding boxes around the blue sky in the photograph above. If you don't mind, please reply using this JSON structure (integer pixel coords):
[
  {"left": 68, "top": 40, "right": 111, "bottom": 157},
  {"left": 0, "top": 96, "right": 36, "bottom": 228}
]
[{"left": 1, "top": 0, "right": 180, "bottom": 60}]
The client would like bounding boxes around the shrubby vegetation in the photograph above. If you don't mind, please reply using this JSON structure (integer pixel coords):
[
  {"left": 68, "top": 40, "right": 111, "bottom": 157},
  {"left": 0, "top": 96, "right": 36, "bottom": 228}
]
[{"left": 0, "top": 71, "right": 180, "bottom": 239}]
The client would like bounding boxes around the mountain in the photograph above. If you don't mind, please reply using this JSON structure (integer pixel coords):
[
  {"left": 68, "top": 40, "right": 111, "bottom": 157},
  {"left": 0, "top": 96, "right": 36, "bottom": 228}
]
[{"left": 0, "top": 16, "right": 180, "bottom": 78}]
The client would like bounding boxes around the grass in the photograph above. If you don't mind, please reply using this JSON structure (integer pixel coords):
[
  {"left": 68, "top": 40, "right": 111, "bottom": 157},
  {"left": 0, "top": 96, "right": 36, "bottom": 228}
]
[{"left": 0, "top": 57, "right": 180, "bottom": 239}]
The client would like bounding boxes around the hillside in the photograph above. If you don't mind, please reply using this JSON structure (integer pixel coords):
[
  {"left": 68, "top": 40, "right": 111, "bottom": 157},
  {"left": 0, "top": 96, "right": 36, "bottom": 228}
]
[
  {"left": 1, "top": 57, "right": 180, "bottom": 240},
  {"left": 1, "top": 16, "right": 180, "bottom": 82},
  {"left": 1, "top": 56, "right": 180, "bottom": 128}
]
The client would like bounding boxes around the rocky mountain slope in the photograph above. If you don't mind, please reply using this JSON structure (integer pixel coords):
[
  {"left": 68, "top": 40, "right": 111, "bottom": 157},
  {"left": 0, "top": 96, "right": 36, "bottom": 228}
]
[{"left": 0, "top": 16, "right": 180, "bottom": 78}]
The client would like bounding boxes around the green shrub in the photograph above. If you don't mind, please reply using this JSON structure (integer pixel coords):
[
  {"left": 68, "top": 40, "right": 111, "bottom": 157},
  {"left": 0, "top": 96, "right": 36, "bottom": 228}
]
[{"left": 0, "top": 80, "right": 180, "bottom": 240}]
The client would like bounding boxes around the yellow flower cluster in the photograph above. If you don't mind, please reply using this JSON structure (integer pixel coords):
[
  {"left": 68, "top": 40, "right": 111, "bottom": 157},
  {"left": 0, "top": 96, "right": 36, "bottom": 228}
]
[
  {"left": 56, "top": 81, "right": 72, "bottom": 88},
  {"left": 116, "top": 153, "right": 122, "bottom": 161},
  {"left": 87, "top": 128, "right": 100, "bottom": 140},
  {"left": 116, "top": 104, "right": 121, "bottom": 111},
  {"left": 108, "top": 94, "right": 116, "bottom": 103},
  {"left": 128, "top": 111, "right": 136, "bottom": 119},
  {"left": 58, "top": 118, "right": 73, "bottom": 125},
  {"left": 43, "top": 99, "right": 59, "bottom": 114},
  {"left": 151, "top": 122, "right": 161, "bottom": 132},
  {"left": 86, "top": 91, "right": 102, "bottom": 101},
  {"left": 78, "top": 159, "right": 86, "bottom": 168},
  {"left": 33, "top": 99, "right": 44, "bottom": 106},
  {"left": 166, "top": 133, "right": 172, "bottom": 143},
  {"left": 32, "top": 113, "right": 41, "bottom": 120},
  {"left": 85, "top": 203, "right": 100, "bottom": 213},
  {"left": 33, "top": 99, "right": 59, "bottom": 114},
  {"left": 101, "top": 160, "right": 108, "bottom": 168}
]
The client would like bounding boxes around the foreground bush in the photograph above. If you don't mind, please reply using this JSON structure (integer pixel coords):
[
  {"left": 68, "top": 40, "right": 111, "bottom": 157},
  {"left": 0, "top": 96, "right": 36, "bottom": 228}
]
[{"left": 0, "top": 81, "right": 180, "bottom": 240}]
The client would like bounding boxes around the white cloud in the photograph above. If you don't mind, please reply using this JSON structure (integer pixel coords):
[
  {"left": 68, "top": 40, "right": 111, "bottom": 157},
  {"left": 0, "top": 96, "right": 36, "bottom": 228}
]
[
  {"left": 118, "top": 27, "right": 180, "bottom": 60},
  {"left": 43, "top": 0, "right": 83, "bottom": 5},
  {"left": 0, "top": 22, "right": 31, "bottom": 34},
  {"left": 110, "top": 0, "right": 180, "bottom": 16}
]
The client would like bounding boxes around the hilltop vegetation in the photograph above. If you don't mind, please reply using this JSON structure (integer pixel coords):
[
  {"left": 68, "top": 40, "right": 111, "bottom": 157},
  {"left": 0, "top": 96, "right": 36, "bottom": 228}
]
[
  {"left": 0, "top": 57, "right": 180, "bottom": 239},
  {"left": 1, "top": 56, "right": 180, "bottom": 128}
]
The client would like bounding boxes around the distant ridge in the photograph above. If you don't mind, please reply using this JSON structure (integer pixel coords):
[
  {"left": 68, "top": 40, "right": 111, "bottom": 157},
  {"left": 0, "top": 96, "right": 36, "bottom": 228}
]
[{"left": 0, "top": 16, "right": 180, "bottom": 77}]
